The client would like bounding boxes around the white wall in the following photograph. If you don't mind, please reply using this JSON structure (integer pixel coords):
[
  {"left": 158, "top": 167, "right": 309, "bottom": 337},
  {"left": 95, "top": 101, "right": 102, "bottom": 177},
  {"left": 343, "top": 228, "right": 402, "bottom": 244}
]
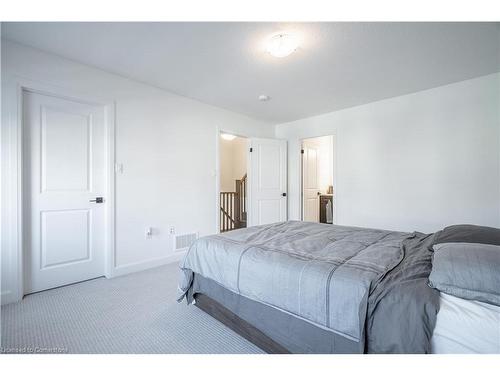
[
  {"left": 1, "top": 41, "right": 273, "bottom": 303},
  {"left": 232, "top": 137, "right": 248, "bottom": 184},
  {"left": 276, "top": 73, "right": 500, "bottom": 233},
  {"left": 219, "top": 136, "right": 247, "bottom": 192},
  {"left": 219, "top": 138, "right": 234, "bottom": 192}
]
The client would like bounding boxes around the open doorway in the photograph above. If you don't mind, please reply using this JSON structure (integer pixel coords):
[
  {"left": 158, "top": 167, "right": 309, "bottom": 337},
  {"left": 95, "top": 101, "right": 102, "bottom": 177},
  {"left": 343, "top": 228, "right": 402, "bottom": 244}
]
[
  {"left": 219, "top": 132, "right": 248, "bottom": 232},
  {"left": 301, "top": 135, "right": 335, "bottom": 224}
]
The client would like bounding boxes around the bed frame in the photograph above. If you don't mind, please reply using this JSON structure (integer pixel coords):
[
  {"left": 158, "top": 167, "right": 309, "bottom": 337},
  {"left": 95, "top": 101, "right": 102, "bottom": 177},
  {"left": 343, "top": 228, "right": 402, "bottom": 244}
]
[{"left": 194, "top": 293, "right": 290, "bottom": 354}]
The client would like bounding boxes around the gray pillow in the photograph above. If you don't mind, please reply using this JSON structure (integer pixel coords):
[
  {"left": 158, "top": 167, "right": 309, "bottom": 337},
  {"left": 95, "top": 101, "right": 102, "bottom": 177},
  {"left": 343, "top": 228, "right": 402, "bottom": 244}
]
[
  {"left": 428, "top": 242, "right": 500, "bottom": 306},
  {"left": 433, "top": 224, "right": 500, "bottom": 248}
]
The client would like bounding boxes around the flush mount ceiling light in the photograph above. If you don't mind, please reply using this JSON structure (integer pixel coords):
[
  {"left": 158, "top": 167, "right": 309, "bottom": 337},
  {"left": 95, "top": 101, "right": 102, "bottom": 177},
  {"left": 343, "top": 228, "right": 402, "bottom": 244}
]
[
  {"left": 266, "top": 33, "right": 299, "bottom": 58},
  {"left": 221, "top": 133, "right": 236, "bottom": 141},
  {"left": 258, "top": 94, "right": 271, "bottom": 102}
]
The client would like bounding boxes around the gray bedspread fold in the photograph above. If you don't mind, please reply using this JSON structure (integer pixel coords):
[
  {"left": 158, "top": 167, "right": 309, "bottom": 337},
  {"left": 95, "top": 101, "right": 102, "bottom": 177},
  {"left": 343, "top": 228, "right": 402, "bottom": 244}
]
[
  {"left": 177, "top": 221, "right": 439, "bottom": 353},
  {"left": 366, "top": 232, "right": 440, "bottom": 353}
]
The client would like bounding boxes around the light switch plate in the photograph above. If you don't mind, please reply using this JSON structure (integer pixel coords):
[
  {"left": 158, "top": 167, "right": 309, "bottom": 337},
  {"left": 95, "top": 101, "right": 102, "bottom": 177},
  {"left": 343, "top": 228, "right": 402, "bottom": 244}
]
[{"left": 115, "top": 163, "right": 124, "bottom": 174}]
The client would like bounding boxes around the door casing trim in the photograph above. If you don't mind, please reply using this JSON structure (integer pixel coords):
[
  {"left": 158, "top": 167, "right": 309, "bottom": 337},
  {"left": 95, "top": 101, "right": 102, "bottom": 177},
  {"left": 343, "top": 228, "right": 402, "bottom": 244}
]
[{"left": 2, "top": 75, "right": 116, "bottom": 303}]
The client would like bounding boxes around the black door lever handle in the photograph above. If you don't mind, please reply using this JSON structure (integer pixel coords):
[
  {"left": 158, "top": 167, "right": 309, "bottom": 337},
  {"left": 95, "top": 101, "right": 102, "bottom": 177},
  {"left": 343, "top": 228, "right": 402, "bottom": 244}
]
[{"left": 89, "top": 197, "right": 104, "bottom": 203}]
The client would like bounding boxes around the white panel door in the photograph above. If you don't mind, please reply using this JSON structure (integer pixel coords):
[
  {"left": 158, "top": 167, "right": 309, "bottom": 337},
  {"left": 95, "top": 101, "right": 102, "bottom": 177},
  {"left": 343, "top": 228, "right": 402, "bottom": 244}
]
[
  {"left": 302, "top": 142, "right": 321, "bottom": 222},
  {"left": 23, "top": 91, "right": 107, "bottom": 294},
  {"left": 249, "top": 138, "right": 287, "bottom": 226}
]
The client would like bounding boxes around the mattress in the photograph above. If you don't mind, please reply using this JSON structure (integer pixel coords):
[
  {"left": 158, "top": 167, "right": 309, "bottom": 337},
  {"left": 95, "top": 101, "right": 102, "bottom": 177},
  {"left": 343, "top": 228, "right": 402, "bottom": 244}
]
[{"left": 431, "top": 293, "right": 500, "bottom": 354}]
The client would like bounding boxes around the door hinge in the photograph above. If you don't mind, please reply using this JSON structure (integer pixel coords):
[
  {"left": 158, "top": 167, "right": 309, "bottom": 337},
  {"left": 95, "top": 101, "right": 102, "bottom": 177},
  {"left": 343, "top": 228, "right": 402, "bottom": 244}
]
[
  {"left": 249, "top": 147, "right": 253, "bottom": 152},
  {"left": 301, "top": 149, "right": 304, "bottom": 154}
]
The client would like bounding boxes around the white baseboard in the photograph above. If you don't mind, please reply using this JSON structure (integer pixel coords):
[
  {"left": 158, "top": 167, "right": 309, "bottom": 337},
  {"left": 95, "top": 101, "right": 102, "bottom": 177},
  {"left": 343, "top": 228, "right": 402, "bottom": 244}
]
[
  {"left": 1, "top": 253, "right": 186, "bottom": 305},
  {"left": 1, "top": 290, "right": 15, "bottom": 306},
  {"left": 111, "top": 251, "right": 187, "bottom": 278}
]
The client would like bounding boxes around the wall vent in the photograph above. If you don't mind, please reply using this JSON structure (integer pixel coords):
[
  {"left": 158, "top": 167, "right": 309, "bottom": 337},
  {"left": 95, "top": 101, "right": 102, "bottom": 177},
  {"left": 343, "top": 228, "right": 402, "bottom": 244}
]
[{"left": 174, "top": 232, "right": 198, "bottom": 251}]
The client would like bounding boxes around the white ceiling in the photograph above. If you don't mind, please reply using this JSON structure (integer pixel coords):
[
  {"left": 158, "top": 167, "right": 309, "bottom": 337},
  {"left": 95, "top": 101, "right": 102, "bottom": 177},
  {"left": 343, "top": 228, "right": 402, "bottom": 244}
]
[{"left": 2, "top": 22, "right": 499, "bottom": 123}]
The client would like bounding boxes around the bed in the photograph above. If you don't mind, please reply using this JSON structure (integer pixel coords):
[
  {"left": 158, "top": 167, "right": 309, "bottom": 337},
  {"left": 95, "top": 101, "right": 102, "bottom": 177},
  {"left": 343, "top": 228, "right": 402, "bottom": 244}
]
[{"left": 177, "top": 221, "right": 500, "bottom": 354}]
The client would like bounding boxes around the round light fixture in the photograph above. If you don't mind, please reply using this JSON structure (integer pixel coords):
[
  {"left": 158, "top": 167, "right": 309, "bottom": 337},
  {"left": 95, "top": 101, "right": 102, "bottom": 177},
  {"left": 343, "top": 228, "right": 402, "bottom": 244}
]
[
  {"left": 221, "top": 133, "right": 236, "bottom": 141},
  {"left": 258, "top": 94, "right": 270, "bottom": 102},
  {"left": 266, "top": 33, "right": 299, "bottom": 58}
]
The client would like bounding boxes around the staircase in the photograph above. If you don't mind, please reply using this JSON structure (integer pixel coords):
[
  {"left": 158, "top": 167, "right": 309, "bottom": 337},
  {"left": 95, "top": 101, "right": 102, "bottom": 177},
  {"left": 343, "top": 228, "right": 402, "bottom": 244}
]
[{"left": 220, "top": 174, "right": 247, "bottom": 232}]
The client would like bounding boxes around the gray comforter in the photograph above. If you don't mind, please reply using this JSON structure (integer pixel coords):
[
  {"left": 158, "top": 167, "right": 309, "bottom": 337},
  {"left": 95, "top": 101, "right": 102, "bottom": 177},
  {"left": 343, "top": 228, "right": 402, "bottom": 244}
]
[{"left": 177, "top": 221, "right": 439, "bottom": 353}]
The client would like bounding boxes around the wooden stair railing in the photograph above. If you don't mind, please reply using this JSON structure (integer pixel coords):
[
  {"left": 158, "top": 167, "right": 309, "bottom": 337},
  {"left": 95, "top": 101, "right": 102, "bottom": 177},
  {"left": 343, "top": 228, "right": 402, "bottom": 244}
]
[
  {"left": 220, "top": 192, "right": 237, "bottom": 232},
  {"left": 220, "top": 174, "right": 248, "bottom": 233},
  {"left": 237, "top": 173, "right": 247, "bottom": 224}
]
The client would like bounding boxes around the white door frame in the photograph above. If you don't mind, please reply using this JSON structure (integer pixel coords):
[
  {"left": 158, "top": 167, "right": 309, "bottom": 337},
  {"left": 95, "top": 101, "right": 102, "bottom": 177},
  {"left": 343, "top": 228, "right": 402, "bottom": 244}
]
[
  {"left": 214, "top": 126, "right": 250, "bottom": 233},
  {"left": 2, "top": 76, "right": 116, "bottom": 304},
  {"left": 299, "top": 134, "right": 337, "bottom": 223}
]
